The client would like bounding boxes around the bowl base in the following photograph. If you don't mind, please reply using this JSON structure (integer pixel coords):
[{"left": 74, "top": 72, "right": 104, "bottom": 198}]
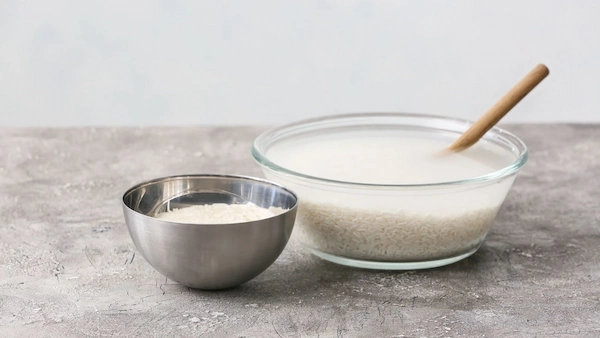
[{"left": 310, "top": 247, "right": 479, "bottom": 270}]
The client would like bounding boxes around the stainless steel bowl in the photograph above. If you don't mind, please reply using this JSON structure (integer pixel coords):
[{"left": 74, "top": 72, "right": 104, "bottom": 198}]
[{"left": 121, "top": 174, "right": 298, "bottom": 290}]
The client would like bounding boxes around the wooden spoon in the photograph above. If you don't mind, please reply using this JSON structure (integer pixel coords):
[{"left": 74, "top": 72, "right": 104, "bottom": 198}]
[{"left": 446, "top": 64, "right": 549, "bottom": 152}]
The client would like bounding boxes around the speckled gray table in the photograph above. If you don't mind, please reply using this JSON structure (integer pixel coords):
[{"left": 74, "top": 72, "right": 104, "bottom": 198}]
[{"left": 1, "top": 125, "right": 599, "bottom": 338}]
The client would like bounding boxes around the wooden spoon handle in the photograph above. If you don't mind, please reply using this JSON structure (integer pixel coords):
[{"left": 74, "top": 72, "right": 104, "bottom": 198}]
[{"left": 447, "top": 64, "right": 549, "bottom": 152}]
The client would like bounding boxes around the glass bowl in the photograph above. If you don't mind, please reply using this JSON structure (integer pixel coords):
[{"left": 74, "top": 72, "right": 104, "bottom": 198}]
[{"left": 251, "top": 113, "right": 528, "bottom": 270}]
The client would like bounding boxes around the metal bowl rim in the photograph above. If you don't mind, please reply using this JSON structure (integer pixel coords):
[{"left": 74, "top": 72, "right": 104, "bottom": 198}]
[{"left": 121, "top": 174, "right": 299, "bottom": 226}]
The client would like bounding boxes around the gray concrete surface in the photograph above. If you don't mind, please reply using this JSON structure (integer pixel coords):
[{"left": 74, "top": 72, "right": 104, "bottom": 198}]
[{"left": 0, "top": 125, "right": 599, "bottom": 337}]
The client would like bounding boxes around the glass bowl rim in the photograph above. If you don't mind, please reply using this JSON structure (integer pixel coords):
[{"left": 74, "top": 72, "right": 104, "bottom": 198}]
[{"left": 251, "top": 112, "right": 528, "bottom": 188}]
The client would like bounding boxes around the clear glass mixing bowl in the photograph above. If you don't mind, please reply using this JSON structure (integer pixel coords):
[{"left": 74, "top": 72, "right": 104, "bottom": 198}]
[{"left": 252, "top": 113, "right": 528, "bottom": 270}]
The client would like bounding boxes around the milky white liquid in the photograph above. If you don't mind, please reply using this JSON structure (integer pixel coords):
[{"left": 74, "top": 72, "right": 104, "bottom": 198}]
[
  {"left": 262, "top": 129, "right": 519, "bottom": 262},
  {"left": 266, "top": 130, "right": 516, "bottom": 185}
]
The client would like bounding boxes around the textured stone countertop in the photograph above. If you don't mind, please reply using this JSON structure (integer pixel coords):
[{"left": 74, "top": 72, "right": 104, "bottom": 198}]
[{"left": 1, "top": 125, "right": 599, "bottom": 337}]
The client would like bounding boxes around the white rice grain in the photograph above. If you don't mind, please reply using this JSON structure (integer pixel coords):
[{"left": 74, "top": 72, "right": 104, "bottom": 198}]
[
  {"left": 155, "top": 203, "right": 286, "bottom": 224},
  {"left": 295, "top": 200, "right": 499, "bottom": 261}
]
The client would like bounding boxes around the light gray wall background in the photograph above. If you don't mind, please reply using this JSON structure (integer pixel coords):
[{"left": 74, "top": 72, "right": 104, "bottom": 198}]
[{"left": 1, "top": 0, "right": 598, "bottom": 126}]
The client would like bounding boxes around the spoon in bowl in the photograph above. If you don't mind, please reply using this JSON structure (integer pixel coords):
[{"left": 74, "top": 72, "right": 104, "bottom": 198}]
[{"left": 446, "top": 64, "right": 549, "bottom": 153}]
